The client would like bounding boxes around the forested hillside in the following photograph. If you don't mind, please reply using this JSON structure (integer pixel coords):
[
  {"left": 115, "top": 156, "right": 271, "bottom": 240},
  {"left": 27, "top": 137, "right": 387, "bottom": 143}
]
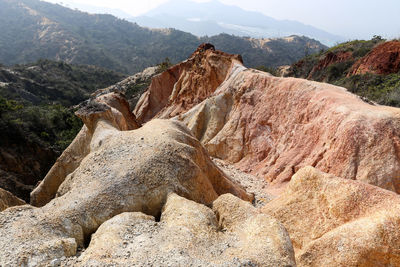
[
  {"left": 0, "top": 59, "right": 124, "bottom": 200},
  {"left": 0, "top": 0, "right": 326, "bottom": 73}
]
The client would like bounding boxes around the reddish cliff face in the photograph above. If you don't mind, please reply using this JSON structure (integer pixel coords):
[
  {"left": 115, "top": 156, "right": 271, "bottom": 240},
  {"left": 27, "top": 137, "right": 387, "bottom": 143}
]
[
  {"left": 307, "top": 51, "right": 353, "bottom": 79},
  {"left": 350, "top": 40, "right": 400, "bottom": 75},
  {"left": 134, "top": 44, "right": 243, "bottom": 124},
  {"left": 136, "top": 46, "right": 400, "bottom": 195}
]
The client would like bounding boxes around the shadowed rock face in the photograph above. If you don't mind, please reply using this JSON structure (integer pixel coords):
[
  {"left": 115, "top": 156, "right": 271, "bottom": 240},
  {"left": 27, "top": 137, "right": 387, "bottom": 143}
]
[
  {"left": 0, "top": 91, "right": 252, "bottom": 265},
  {"left": 263, "top": 166, "right": 400, "bottom": 266},
  {"left": 76, "top": 193, "right": 295, "bottom": 266},
  {"left": 135, "top": 47, "right": 400, "bottom": 194},
  {"left": 0, "top": 188, "right": 25, "bottom": 211}
]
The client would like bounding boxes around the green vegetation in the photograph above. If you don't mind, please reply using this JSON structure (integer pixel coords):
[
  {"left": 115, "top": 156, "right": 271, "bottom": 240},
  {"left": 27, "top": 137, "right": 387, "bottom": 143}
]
[
  {"left": 204, "top": 34, "right": 326, "bottom": 68},
  {"left": 157, "top": 58, "right": 173, "bottom": 73},
  {"left": 0, "top": 100, "right": 82, "bottom": 151},
  {"left": 0, "top": 0, "right": 326, "bottom": 74},
  {"left": 0, "top": 59, "right": 125, "bottom": 106},
  {"left": 255, "top": 66, "right": 277, "bottom": 76},
  {"left": 0, "top": 59, "right": 125, "bottom": 151},
  {"left": 0, "top": 97, "right": 23, "bottom": 117},
  {"left": 334, "top": 72, "right": 400, "bottom": 107}
]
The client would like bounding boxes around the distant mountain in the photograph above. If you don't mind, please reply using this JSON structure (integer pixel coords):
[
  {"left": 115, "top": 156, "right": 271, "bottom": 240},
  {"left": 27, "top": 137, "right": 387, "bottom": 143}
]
[
  {"left": 0, "top": 0, "right": 326, "bottom": 74},
  {"left": 131, "top": 0, "right": 344, "bottom": 46},
  {"left": 0, "top": 0, "right": 201, "bottom": 74},
  {"left": 54, "top": 0, "right": 133, "bottom": 19},
  {"left": 203, "top": 34, "right": 327, "bottom": 68}
]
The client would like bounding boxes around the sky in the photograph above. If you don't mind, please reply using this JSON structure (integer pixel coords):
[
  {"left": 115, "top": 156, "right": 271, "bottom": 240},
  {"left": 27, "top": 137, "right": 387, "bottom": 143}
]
[{"left": 47, "top": 0, "right": 400, "bottom": 40}]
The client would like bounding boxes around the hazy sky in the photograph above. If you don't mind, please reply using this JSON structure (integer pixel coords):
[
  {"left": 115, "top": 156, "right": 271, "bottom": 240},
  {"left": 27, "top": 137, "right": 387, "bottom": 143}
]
[{"left": 47, "top": 0, "right": 400, "bottom": 40}]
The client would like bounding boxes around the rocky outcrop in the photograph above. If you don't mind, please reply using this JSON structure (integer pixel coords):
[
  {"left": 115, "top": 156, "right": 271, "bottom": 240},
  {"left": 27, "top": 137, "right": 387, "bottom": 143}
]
[
  {"left": 139, "top": 49, "right": 400, "bottom": 194},
  {"left": 263, "top": 166, "right": 400, "bottom": 266},
  {"left": 134, "top": 45, "right": 243, "bottom": 124},
  {"left": 30, "top": 92, "right": 140, "bottom": 207},
  {"left": 1, "top": 91, "right": 252, "bottom": 265},
  {"left": 350, "top": 40, "right": 400, "bottom": 75},
  {"left": 94, "top": 66, "right": 159, "bottom": 110},
  {"left": 0, "top": 187, "right": 25, "bottom": 211},
  {"left": 74, "top": 193, "right": 295, "bottom": 266}
]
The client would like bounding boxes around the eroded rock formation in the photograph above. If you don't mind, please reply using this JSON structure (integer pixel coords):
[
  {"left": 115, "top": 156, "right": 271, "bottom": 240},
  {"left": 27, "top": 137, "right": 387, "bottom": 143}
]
[
  {"left": 75, "top": 193, "right": 295, "bottom": 266},
  {"left": 0, "top": 91, "right": 253, "bottom": 265},
  {"left": 3, "top": 44, "right": 400, "bottom": 266},
  {"left": 134, "top": 44, "right": 243, "bottom": 124},
  {"left": 136, "top": 45, "right": 400, "bottom": 194},
  {"left": 263, "top": 166, "right": 400, "bottom": 266},
  {"left": 307, "top": 51, "right": 353, "bottom": 79},
  {"left": 31, "top": 92, "right": 140, "bottom": 207}
]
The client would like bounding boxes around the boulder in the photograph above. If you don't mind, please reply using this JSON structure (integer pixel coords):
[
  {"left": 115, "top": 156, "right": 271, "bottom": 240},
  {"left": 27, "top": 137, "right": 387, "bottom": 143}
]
[
  {"left": 76, "top": 193, "right": 295, "bottom": 266},
  {"left": 0, "top": 187, "right": 25, "bottom": 211},
  {"left": 263, "top": 166, "right": 400, "bottom": 266}
]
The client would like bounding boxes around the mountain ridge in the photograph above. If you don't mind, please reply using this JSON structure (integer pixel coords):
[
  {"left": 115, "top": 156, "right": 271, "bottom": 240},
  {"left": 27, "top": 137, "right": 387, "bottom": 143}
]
[
  {"left": 131, "top": 0, "right": 344, "bottom": 46},
  {"left": 0, "top": 0, "right": 327, "bottom": 74}
]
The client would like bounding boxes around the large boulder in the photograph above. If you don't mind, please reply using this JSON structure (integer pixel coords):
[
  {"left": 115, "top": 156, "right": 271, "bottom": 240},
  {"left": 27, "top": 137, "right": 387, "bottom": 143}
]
[
  {"left": 263, "top": 166, "right": 400, "bottom": 266},
  {"left": 75, "top": 193, "right": 295, "bottom": 266}
]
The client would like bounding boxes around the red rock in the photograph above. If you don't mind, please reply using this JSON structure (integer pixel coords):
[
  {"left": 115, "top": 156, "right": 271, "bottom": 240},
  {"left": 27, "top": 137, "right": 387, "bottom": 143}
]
[
  {"left": 350, "top": 40, "right": 400, "bottom": 75},
  {"left": 136, "top": 47, "right": 400, "bottom": 195},
  {"left": 134, "top": 44, "right": 243, "bottom": 124}
]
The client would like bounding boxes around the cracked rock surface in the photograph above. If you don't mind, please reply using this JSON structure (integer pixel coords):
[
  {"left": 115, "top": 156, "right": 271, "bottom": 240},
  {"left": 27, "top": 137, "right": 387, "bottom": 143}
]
[{"left": 71, "top": 193, "right": 295, "bottom": 267}]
